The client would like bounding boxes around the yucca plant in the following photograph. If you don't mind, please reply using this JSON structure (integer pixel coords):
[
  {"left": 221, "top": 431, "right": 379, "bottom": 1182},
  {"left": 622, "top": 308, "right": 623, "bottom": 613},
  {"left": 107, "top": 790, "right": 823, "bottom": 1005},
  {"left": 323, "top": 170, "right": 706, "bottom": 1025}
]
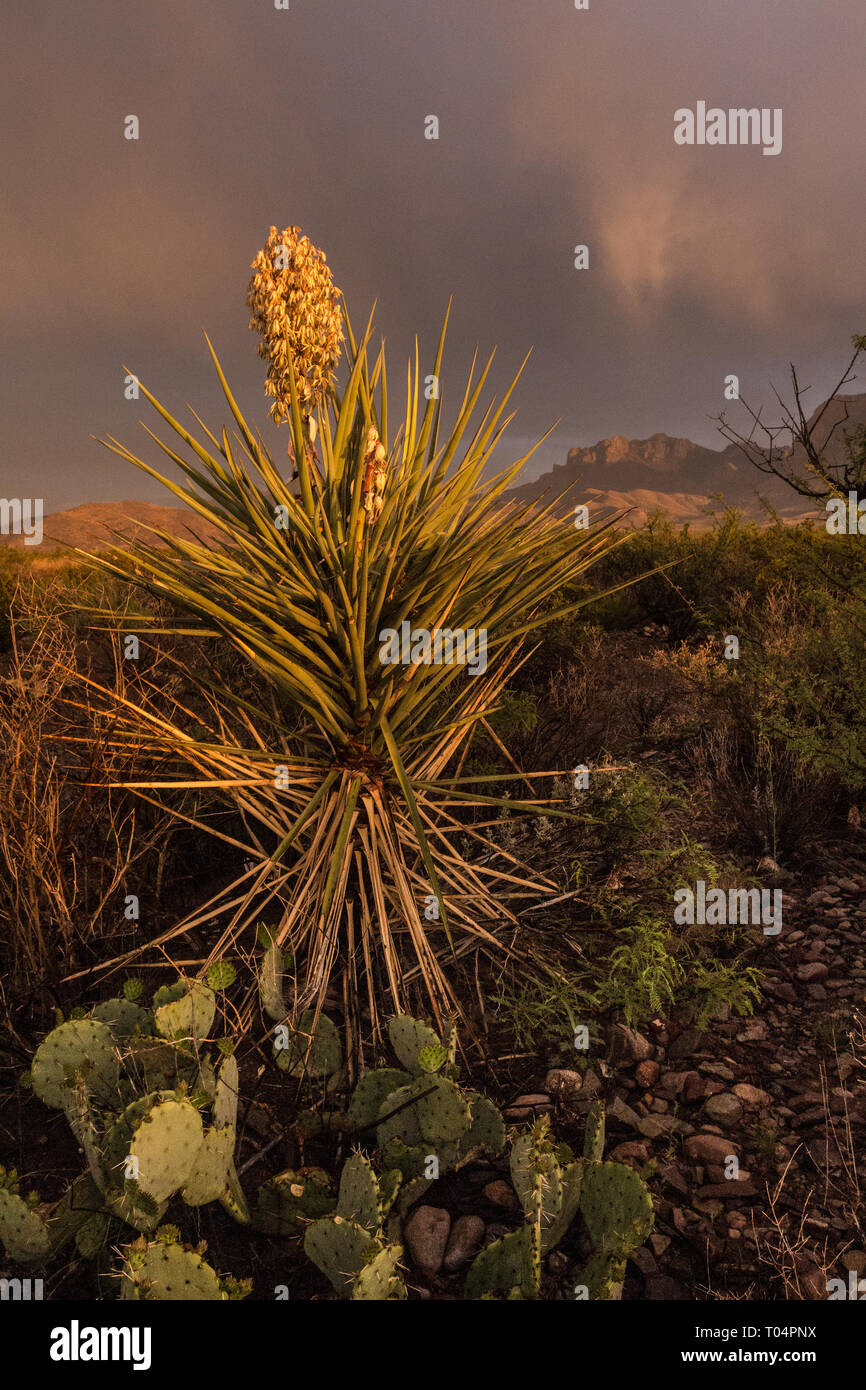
[{"left": 75, "top": 227, "right": 637, "bottom": 1050}]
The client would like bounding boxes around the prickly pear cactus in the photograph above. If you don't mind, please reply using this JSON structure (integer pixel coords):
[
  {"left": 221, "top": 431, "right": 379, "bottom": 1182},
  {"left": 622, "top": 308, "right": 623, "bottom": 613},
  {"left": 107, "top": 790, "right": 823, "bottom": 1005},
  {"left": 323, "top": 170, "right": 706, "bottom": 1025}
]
[
  {"left": 581, "top": 1159, "right": 653, "bottom": 1246},
  {"left": 181, "top": 1052, "right": 243, "bottom": 1208},
  {"left": 30, "top": 1018, "right": 119, "bottom": 1109},
  {"left": 348, "top": 1068, "right": 412, "bottom": 1130},
  {"left": 376, "top": 1074, "right": 470, "bottom": 1150},
  {"left": 459, "top": 1091, "right": 506, "bottom": 1161},
  {"left": 464, "top": 1228, "right": 533, "bottom": 1300},
  {"left": 75, "top": 1210, "right": 112, "bottom": 1260},
  {"left": 128, "top": 1099, "right": 204, "bottom": 1204},
  {"left": 583, "top": 1100, "right": 606, "bottom": 1161},
  {"left": 388, "top": 1016, "right": 444, "bottom": 1074},
  {"left": 304, "top": 1215, "right": 405, "bottom": 1300},
  {"left": 465, "top": 1104, "right": 654, "bottom": 1299},
  {"left": 153, "top": 978, "right": 215, "bottom": 1042},
  {"left": 275, "top": 1009, "right": 342, "bottom": 1078},
  {"left": 258, "top": 935, "right": 285, "bottom": 1022},
  {"left": 254, "top": 1168, "right": 335, "bottom": 1235},
  {"left": 21, "top": 973, "right": 250, "bottom": 1262},
  {"left": 120, "top": 1228, "right": 250, "bottom": 1301},
  {"left": 335, "top": 1152, "right": 382, "bottom": 1233},
  {"left": 304, "top": 1215, "right": 378, "bottom": 1296},
  {"left": 352, "top": 1244, "right": 406, "bottom": 1300},
  {"left": 0, "top": 1170, "right": 50, "bottom": 1263},
  {"left": 91, "top": 997, "right": 153, "bottom": 1041}
]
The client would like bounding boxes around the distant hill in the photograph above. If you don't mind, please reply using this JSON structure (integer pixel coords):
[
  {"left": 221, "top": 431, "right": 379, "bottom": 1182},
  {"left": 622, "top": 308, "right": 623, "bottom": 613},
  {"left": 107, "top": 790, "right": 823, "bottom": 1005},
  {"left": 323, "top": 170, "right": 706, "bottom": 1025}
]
[
  {"left": 0, "top": 500, "right": 223, "bottom": 552},
  {"left": 5, "top": 395, "right": 864, "bottom": 549},
  {"left": 506, "top": 393, "right": 866, "bottom": 527}
]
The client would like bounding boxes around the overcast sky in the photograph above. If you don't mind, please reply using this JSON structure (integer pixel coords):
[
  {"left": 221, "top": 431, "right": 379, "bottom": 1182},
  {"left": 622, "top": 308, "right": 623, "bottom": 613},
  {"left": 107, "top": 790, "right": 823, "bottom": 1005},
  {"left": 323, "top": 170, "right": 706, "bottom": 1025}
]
[{"left": 3, "top": 0, "right": 865, "bottom": 511}]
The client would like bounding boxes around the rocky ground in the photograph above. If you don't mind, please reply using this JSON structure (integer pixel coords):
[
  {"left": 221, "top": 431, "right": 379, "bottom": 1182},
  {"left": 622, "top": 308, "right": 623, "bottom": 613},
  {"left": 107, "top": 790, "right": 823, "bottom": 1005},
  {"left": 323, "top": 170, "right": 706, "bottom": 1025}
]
[{"left": 377, "top": 868, "right": 866, "bottom": 1300}]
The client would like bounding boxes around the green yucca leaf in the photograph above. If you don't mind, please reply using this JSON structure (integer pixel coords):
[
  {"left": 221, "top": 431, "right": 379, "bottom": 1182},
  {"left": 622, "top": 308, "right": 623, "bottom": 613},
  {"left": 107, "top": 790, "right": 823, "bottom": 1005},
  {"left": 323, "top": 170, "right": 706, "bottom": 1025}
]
[{"left": 82, "top": 290, "right": 654, "bottom": 1034}]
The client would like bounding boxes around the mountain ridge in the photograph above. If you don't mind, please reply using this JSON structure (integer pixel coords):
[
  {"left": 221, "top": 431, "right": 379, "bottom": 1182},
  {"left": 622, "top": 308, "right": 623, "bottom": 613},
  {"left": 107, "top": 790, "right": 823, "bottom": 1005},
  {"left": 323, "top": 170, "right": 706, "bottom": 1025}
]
[{"left": 4, "top": 393, "right": 864, "bottom": 549}]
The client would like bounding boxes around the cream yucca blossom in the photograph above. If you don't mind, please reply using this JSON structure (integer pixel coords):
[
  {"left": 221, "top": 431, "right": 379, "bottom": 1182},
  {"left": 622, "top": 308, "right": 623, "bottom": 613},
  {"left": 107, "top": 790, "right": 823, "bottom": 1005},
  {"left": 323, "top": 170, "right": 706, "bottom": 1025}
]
[{"left": 246, "top": 225, "right": 344, "bottom": 425}]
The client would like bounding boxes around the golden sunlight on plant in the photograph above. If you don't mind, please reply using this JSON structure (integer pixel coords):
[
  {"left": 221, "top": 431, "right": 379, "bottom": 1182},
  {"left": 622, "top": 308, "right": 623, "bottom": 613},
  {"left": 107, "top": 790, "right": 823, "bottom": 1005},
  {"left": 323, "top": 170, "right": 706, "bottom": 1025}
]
[{"left": 246, "top": 224, "right": 344, "bottom": 425}]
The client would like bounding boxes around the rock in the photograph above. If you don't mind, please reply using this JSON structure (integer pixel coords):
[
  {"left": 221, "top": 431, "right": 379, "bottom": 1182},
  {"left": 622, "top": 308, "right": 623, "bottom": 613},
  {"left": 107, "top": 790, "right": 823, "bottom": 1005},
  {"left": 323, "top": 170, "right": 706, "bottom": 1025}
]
[
  {"left": 442, "top": 1215, "right": 485, "bottom": 1272},
  {"left": 684, "top": 1134, "right": 741, "bottom": 1165},
  {"left": 703, "top": 1092, "right": 744, "bottom": 1125},
  {"left": 796, "top": 962, "right": 829, "bottom": 982},
  {"left": 841, "top": 1250, "right": 866, "bottom": 1276},
  {"left": 546, "top": 1250, "right": 569, "bottom": 1275},
  {"left": 696, "top": 1181, "right": 758, "bottom": 1199},
  {"left": 608, "top": 1141, "right": 650, "bottom": 1166},
  {"left": 578, "top": 1068, "right": 602, "bottom": 1099},
  {"left": 732, "top": 1083, "right": 771, "bottom": 1107},
  {"left": 638, "top": 1114, "right": 680, "bottom": 1139},
  {"left": 545, "top": 1068, "right": 586, "bottom": 1105},
  {"left": 608, "top": 1094, "right": 643, "bottom": 1129},
  {"left": 794, "top": 1258, "right": 827, "bottom": 1301},
  {"left": 636, "top": 1060, "right": 660, "bottom": 1087},
  {"left": 649, "top": 1233, "right": 671, "bottom": 1257},
  {"left": 682, "top": 1072, "right": 706, "bottom": 1103},
  {"left": 483, "top": 1180, "right": 520, "bottom": 1211},
  {"left": 611, "top": 1024, "right": 653, "bottom": 1063},
  {"left": 699, "top": 1061, "right": 737, "bottom": 1081},
  {"left": 629, "top": 1245, "right": 657, "bottom": 1276},
  {"left": 404, "top": 1206, "right": 451, "bottom": 1276},
  {"left": 736, "top": 1020, "right": 768, "bottom": 1042},
  {"left": 645, "top": 1275, "right": 685, "bottom": 1299},
  {"left": 668, "top": 1028, "right": 707, "bottom": 1061},
  {"left": 503, "top": 1092, "right": 552, "bottom": 1120},
  {"left": 658, "top": 1162, "right": 690, "bottom": 1196}
]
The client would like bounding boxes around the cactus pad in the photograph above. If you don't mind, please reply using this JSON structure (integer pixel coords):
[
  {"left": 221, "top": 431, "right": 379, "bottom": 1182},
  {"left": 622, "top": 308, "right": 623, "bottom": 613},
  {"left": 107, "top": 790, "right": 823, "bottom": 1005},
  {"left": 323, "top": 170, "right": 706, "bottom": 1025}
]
[
  {"left": 348, "top": 1068, "right": 412, "bottom": 1130},
  {"left": 583, "top": 1100, "right": 606, "bottom": 1162},
  {"left": 388, "top": 1016, "right": 442, "bottom": 1074},
  {"left": 31, "top": 1018, "right": 119, "bottom": 1109},
  {"left": 121, "top": 1235, "right": 227, "bottom": 1300},
  {"left": 212, "top": 1053, "right": 239, "bottom": 1130},
  {"left": 181, "top": 1126, "right": 235, "bottom": 1207},
  {"left": 336, "top": 1153, "right": 381, "bottom": 1233},
  {"left": 304, "top": 1215, "right": 380, "bottom": 1296},
  {"left": 352, "top": 1244, "right": 406, "bottom": 1300},
  {"left": 376, "top": 1082, "right": 424, "bottom": 1148},
  {"left": 465, "top": 1228, "right": 532, "bottom": 1300},
  {"left": 580, "top": 1160, "right": 654, "bottom": 1255},
  {"left": 415, "top": 1074, "right": 472, "bottom": 1145},
  {"left": 459, "top": 1092, "right": 506, "bottom": 1160},
  {"left": 91, "top": 997, "right": 152, "bottom": 1040},
  {"left": 75, "top": 1210, "right": 111, "bottom": 1260},
  {"left": 258, "top": 939, "right": 285, "bottom": 1022},
  {"left": 275, "top": 1010, "right": 342, "bottom": 1078},
  {"left": 0, "top": 1188, "right": 51, "bottom": 1262},
  {"left": 254, "top": 1168, "right": 335, "bottom": 1235},
  {"left": 153, "top": 979, "right": 215, "bottom": 1042},
  {"left": 129, "top": 1099, "right": 204, "bottom": 1204}
]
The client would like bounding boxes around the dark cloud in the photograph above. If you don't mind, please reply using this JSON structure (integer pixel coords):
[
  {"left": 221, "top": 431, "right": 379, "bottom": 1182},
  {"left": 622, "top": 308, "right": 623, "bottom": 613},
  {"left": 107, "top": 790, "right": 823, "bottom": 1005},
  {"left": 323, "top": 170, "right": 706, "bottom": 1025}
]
[{"left": 2, "top": 0, "right": 865, "bottom": 510}]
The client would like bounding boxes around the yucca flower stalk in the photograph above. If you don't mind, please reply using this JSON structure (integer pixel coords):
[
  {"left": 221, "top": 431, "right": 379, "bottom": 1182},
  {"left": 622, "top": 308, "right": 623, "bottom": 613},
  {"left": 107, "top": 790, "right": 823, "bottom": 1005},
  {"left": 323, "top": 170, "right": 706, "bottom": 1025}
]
[{"left": 77, "top": 229, "right": 640, "bottom": 1050}]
